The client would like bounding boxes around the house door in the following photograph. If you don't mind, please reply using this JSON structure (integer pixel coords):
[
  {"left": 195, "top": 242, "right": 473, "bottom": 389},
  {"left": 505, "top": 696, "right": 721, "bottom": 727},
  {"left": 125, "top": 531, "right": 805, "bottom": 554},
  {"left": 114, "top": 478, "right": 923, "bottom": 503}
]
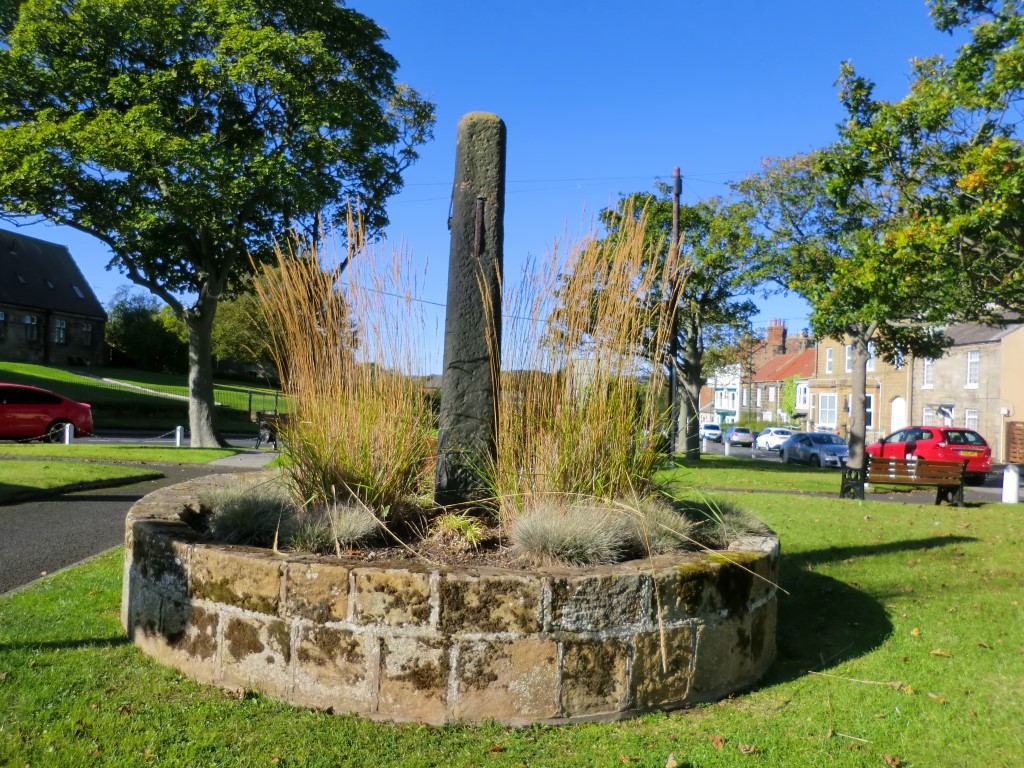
[
  {"left": 890, "top": 396, "right": 907, "bottom": 433},
  {"left": 1007, "top": 421, "right": 1024, "bottom": 464}
]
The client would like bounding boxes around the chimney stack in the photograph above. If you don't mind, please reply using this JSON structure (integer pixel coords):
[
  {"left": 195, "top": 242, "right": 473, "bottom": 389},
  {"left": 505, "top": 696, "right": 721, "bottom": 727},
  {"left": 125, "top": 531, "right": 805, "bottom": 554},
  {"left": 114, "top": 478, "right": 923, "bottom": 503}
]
[{"left": 766, "top": 318, "right": 787, "bottom": 356}]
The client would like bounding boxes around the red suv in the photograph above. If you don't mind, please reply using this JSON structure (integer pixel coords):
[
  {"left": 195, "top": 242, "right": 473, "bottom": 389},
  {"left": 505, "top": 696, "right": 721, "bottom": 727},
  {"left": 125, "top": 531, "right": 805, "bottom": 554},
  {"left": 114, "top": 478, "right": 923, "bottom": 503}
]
[
  {"left": 865, "top": 426, "right": 991, "bottom": 484},
  {"left": 0, "top": 383, "right": 94, "bottom": 442}
]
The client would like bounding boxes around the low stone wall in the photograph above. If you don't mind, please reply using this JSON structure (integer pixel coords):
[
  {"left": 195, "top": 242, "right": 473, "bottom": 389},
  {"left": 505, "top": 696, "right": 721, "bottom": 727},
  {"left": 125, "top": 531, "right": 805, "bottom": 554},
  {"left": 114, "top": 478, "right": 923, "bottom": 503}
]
[{"left": 122, "top": 473, "right": 779, "bottom": 725}]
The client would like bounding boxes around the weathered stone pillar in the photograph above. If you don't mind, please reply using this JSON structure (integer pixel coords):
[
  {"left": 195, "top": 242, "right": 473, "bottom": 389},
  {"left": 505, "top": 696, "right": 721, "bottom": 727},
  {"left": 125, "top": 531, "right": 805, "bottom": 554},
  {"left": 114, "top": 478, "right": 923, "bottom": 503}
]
[{"left": 435, "top": 113, "right": 506, "bottom": 507}]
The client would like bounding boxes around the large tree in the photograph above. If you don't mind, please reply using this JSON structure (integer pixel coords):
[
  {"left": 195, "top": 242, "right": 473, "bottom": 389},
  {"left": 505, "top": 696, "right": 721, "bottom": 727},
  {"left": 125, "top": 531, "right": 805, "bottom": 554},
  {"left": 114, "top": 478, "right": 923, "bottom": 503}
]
[
  {"left": 737, "top": 151, "right": 951, "bottom": 469},
  {"left": 0, "top": 0, "right": 434, "bottom": 445},
  {"left": 593, "top": 191, "right": 763, "bottom": 459},
  {"left": 826, "top": 0, "right": 1024, "bottom": 321}
]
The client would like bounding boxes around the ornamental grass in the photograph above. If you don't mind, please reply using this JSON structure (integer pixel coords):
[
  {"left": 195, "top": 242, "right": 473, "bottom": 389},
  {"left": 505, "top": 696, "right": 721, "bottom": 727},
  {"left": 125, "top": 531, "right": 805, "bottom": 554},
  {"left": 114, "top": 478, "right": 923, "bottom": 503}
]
[{"left": 252, "top": 212, "right": 436, "bottom": 520}]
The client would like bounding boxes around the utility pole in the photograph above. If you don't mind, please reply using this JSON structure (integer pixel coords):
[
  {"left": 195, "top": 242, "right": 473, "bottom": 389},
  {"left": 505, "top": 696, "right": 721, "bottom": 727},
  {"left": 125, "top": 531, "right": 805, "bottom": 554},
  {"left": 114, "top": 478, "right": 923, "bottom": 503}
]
[{"left": 667, "top": 167, "right": 681, "bottom": 463}]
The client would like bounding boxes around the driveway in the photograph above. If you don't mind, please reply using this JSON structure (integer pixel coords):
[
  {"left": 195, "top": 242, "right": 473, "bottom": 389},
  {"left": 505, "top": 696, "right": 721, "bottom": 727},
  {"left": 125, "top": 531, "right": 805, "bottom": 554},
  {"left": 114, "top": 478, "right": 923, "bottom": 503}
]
[{"left": 0, "top": 459, "right": 268, "bottom": 596}]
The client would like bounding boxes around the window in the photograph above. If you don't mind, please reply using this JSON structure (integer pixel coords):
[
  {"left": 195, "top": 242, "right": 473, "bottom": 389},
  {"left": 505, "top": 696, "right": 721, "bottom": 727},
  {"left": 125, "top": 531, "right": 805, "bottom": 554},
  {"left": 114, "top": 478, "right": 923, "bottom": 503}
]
[
  {"left": 768, "top": 386, "right": 776, "bottom": 403},
  {"left": 755, "top": 388, "right": 762, "bottom": 407},
  {"left": 741, "top": 388, "right": 748, "bottom": 407},
  {"left": 966, "top": 350, "right": 980, "bottom": 388},
  {"left": 866, "top": 394, "right": 875, "bottom": 428},
  {"left": 81, "top": 322, "right": 93, "bottom": 347},
  {"left": 922, "top": 359, "right": 934, "bottom": 388},
  {"left": 923, "top": 406, "right": 936, "bottom": 425},
  {"left": 845, "top": 344, "right": 853, "bottom": 373},
  {"left": 866, "top": 343, "right": 876, "bottom": 372},
  {"left": 965, "top": 409, "right": 979, "bottom": 430},
  {"left": 796, "top": 382, "right": 809, "bottom": 409},
  {"left": 53, "top": 318, "right": 66, "bottom": 344},
  {"left": 825, "top": 348, "right": 833, "bottom": 374},
  {"left": 819, "top": 393, "right": 838, "bottom": 427},
  {"left": 23, "top": 314, "right": 38, "bottom": 341}
]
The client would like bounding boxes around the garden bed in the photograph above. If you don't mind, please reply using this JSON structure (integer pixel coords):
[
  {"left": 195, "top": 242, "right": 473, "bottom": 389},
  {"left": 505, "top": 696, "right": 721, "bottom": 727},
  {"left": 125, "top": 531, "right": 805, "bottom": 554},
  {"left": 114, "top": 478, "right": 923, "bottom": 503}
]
[{"left": 122, "top": 472, "right": 779, "bottom": 725}]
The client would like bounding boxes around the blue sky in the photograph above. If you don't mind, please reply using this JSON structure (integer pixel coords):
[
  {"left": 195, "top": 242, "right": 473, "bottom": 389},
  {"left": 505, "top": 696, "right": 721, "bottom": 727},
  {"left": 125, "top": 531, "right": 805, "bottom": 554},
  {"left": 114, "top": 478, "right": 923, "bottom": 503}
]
[{"left": 12, "top": 1, "right": 967, "bottom": 372}]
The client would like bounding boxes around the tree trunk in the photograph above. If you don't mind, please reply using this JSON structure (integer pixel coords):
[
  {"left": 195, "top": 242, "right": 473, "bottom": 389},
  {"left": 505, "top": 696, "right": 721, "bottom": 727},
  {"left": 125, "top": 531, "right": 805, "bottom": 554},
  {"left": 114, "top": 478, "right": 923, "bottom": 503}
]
[
  {"left": 184, "top": 303, "right": 224, "bottom": 448},
  {"left": 848, "top": 334, "right": 869, "bottom": 469},
  {"left": 680, "top": 328, "right": 704, "bottom": 460}
]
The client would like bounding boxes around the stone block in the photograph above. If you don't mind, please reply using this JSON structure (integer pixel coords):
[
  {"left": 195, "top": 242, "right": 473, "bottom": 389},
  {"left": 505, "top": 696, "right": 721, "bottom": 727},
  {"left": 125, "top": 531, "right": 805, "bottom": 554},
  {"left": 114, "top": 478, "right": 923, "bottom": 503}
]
[
  {"left": 128, "top": 521, "right": 192, "bottom": 600},
  {"left": 352, "top": 568, "right": 431, "bottom": 627},
  {"left": 690, "top": 601, "right": 777, "bottom": 700},
  {"left": 377, "top": 635, "right": 450, "bottom": 723},
  {"left": 438, "top": 571, "right": 541, "bottom": 634},
  {"left": 559, "top": 637, "right": 628, "bottom": 718},
  {"left": 191, "top": 546, "right": 282, "bottom": 615},
  {"left": 133, "top": 599, "right": 219, "bottom": 685},
  {"left": 630, "top": 626, "right": 696, "bottom": 708},
  {"left": 292, "top": 626, "right": 375, "bottom": 713},
  {"left": 284, "top": 561, "right": 350, "bottom": 623},
  {"left": 549, "top": 573, "right": 648, "bottom": 632},
  {"left": 219, "top": 614, "right": 292, "bottom": 698},
  {"left": 453, "top": 637, "right": 559, "bottom": 723},
  {"left": 651, "top": 559, "right": 719, "bottom": 623}
]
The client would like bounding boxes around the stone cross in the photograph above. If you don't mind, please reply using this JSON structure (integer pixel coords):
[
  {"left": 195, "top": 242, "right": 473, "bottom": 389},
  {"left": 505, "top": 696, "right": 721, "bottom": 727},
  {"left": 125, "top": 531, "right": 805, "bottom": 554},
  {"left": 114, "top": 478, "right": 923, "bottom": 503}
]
[{"left": 434, "top": 113, "right": 506, "bottom": 506}]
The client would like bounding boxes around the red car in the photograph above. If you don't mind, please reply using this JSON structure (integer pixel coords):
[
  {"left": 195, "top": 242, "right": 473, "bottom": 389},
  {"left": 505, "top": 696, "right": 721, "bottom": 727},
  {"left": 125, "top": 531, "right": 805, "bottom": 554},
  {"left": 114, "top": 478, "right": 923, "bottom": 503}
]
[
  {"left": 865, "top": 426, "right": 992, "bottom": 484},
  {"left": 0, "top": 383, "right": 94, "bottom": 442}
]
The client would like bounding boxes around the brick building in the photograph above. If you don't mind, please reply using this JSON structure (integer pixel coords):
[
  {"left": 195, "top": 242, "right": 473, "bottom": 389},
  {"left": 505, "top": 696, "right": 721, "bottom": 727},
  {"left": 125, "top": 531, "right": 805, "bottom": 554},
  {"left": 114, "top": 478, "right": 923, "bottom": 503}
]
[{"left": 0, "top": 229, "right": 107, "bottom": 366}]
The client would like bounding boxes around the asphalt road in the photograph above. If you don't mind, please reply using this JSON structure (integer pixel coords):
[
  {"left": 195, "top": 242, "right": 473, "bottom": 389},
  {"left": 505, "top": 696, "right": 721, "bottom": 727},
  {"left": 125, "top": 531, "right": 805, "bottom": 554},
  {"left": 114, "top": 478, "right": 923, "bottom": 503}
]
[{"left": 0, "top": 463, "right": 235, "bottom": 596}]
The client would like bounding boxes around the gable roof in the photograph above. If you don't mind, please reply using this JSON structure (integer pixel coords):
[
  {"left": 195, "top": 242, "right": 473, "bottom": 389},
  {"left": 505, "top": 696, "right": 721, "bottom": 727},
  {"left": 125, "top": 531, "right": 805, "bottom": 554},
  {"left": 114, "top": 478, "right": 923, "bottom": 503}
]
[
  {"left": 752, "top": 347, "right": 816, "bottom": 383},
  {"left": 0, "top": 229, "right": 106, "bottom": 319},
  {"left": 944, "top": 317, "right": 1022, "bottom": 346}
]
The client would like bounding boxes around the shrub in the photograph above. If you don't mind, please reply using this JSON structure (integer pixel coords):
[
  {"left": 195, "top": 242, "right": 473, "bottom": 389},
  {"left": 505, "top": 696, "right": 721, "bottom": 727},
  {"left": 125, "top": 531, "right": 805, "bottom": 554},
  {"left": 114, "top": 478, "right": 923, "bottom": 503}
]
[
  {"left": 287, "top": 502, "right": 379, "bottom": 555},
  {"left": 673, "top": 496, "right": 772, "bottom": 550},
  {"left": 199, "top": 475, "right": 295, "bottom": 547},
  {"left": 510, "top": 499, "right": 635, "bottom": 566}
]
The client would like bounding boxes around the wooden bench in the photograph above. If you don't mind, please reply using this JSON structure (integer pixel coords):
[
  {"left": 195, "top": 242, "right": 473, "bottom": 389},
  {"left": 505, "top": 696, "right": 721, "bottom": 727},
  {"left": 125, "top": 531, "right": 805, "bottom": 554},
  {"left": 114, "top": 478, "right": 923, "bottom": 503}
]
[
  {"left": 840, "top": 455, "right": 968, "bottom": 506},
  {"left": 252, "top": 411, "right": 288, "bottom": 450}
]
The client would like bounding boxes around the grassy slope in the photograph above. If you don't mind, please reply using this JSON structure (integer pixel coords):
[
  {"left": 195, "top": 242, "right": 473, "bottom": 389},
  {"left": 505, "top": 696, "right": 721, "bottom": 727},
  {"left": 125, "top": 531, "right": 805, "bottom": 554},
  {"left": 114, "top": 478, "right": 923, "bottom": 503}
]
[
  {"left": 1, "top": 486, "right": 1020, "bottom": 766},
  {"left": 0, "top": 362, "right": 281, "bottom": 431}
]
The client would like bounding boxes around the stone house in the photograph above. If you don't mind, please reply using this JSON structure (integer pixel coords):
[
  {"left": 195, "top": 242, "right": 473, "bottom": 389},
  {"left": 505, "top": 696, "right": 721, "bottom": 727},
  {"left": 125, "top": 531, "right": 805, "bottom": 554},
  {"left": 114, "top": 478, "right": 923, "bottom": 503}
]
[
  {"left": 0, "top": 229, "right": 107, "bottom": 366},
  {"left": 914, "top": 321, "right": 1024, "bottom": 464},
  {"left": 806, "top": 337, "right": 910, "bottom": 444}
]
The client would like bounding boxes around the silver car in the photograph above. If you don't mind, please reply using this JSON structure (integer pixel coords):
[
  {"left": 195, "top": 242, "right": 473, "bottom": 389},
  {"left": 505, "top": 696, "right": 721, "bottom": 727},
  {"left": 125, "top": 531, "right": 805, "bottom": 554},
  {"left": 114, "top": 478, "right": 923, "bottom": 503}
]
[{"left": 779, "top": 432, "right": 849, "bottom": 467}]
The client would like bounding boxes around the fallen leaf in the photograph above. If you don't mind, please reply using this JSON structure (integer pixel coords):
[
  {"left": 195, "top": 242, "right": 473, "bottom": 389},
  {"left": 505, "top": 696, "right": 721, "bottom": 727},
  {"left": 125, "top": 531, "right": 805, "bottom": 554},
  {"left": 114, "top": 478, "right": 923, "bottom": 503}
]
[
  {"left": 665, "top": 754, "right": 678, "bottom": 768},
  {"left": 928, "top": 692, "right": 947, "bottom": 704},
  {"left": 92, "top": 750, "right": 102, "bottom": 758},
  {"left": 88, "top": 590, "right": 97, "bottom": 596},
  {"left": 884, "top": 755, "right": 903, "bottom": 767},
  {"left": 976, "top": 641, "right": 991, "bottom": 649},
  {"left": 848, "top": 741, "right": 860, "bottom": 750},
  {"left": 930, "top": 649, "right": 952, "bottom": 657},
  {"left": 710, "top": 734, "right": 725, "bottom": 750},
  {"left": 738, "top": 743, "right": 759, "bottom": 755},
  {"left": 619, "top": 756, "right": 632, "bottom": 764},
  {"left": 957, "top": 522, "right": 970, "bottom": 529},
  {"left": 911, "top": 627, "right": 921, "bottom": 637},
  {"left": 90, "top": 703, "right": 99, "bottom": 710},
  {"left": 0, "top": 671, "right": 8, "bottom": 682},
  {"left": 487, "top": 746, "right": 506, "bottom": 753}
]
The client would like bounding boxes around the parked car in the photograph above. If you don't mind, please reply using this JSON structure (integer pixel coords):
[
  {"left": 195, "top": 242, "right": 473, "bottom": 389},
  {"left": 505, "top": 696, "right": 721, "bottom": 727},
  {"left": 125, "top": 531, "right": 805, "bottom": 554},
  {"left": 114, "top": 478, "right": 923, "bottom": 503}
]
[
  {"left": 723, "top": 425, "right": 754, "bottom": 447},
  {"left": 780, "top": 432, "right": 849, "bottom": 467},
  {"left": 0, "top": 383, "right": 93, "bottom": 442},
  {"left": 865, "top": 426, "right": 992, "bottom": 484},
  {"left": 699, "top": 422, "right": 722, "bottom": 442},
  {"left": 754, "top": 426, "right": 794, "bottom": 451}
]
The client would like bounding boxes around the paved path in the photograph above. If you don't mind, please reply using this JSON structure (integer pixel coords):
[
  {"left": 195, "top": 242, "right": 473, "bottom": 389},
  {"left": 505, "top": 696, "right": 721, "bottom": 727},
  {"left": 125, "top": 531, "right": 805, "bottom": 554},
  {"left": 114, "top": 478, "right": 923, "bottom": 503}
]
[{"left": 0, "top": 451, "right": 275, "bottom": 596}]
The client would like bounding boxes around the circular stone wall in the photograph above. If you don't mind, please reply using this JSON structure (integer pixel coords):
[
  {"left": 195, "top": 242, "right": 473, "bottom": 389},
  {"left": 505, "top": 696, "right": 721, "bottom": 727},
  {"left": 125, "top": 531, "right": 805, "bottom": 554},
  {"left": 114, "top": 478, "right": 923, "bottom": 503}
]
[{"left": 122, "top": 473, "right": 779, "bottom": 725}]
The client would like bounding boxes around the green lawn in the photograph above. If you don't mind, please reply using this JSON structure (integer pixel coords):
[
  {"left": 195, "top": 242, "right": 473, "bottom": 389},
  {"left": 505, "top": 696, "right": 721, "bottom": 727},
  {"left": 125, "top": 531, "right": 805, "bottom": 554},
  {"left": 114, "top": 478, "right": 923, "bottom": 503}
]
[
  {"left": 657, "top": 453, "right": 849, "bottom": 493},
  {"left": 1, "top": 482, "right": 1020, "bottom": 766},
  {"left": 0, "top": 444, "right": 244, "bottom": 464},
  {"left": 0, "top": 461, "right": 162, "bottom": 502}
]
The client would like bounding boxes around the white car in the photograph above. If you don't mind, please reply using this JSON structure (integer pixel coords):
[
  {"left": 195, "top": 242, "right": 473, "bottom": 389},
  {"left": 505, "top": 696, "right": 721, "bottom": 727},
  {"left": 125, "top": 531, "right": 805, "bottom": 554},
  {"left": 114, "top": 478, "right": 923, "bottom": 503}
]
[
  {"left": 699, "top": 422, "right": 722, "bottom": 442},
  {"left": 754, "top": 426, "right": 794, "bottom": 451}
]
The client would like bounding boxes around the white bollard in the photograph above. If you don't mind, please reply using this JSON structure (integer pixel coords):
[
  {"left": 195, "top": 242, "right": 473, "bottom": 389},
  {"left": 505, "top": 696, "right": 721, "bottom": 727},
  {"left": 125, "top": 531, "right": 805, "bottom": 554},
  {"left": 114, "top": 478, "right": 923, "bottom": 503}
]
[
  {"left": 175, "top": 426, "right": 184, "bottom": 448},
  {"left": 1002, "top": 464, "right": 1020, "bottom": 504},
  {"left": 63, "top": 422, "right": 73, "bottom": 444},
  {"left": 702, "top": 438, "right": 708, "bottom": 453},
  {"left": 724, "top": 440, "right": 731, "bottom": 457}
]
